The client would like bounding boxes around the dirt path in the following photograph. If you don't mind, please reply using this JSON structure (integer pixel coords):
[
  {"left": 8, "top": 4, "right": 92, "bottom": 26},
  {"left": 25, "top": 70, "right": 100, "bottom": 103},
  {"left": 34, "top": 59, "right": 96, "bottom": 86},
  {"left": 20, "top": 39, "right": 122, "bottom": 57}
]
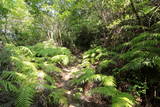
[
  {"left": 55, "top": 65, "right": 81, "bottom": 107},
  {"left": 55, "top": 63, "right": 106, "bottom": 107}
]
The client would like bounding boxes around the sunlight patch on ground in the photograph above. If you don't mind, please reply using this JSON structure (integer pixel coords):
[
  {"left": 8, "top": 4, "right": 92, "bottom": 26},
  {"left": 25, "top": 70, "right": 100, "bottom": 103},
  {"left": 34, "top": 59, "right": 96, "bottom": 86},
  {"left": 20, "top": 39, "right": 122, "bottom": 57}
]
[{"left": 69, "top": 105, "right": 76, "bottom": 107}]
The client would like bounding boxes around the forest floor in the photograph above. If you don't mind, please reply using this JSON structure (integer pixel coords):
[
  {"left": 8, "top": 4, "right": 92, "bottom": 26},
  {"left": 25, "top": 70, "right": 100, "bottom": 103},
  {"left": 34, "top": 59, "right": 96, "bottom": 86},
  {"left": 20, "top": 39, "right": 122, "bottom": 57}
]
[
  {"left": 59, "top": 66, "right": 81, "bottom": 107},
  {"left": 55, "top": 62, "right": 106, "bottom": 107}
]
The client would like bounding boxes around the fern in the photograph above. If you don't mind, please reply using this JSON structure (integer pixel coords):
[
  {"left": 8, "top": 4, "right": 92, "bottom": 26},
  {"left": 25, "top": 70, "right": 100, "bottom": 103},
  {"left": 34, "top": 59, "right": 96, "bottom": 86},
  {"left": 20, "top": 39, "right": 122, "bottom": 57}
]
[
  {"left": 51, "top": 55, "right": 70, "bottom": 65},
  {"left": 31, "top": 42, "right": 71, "bottom": 57},
  {"left": 44, "top": 75, "right": 56, "bottom": 85},
  {"left": 73, "top": 43, "right": 136, "bottom": 106},
  {"left": 92, "top": 86, "right": 135, "bottom": 107},
  {"left": 120, "top": 58, "right": 145, "bottom": 71},
  {"left": 112, "top": 92, "right": 135, "bottom": 107},
  {"left": 92, "top": 86, "right": 118, "bottom": 96},
  {"left": 40, "top": 63, "right": 62, "bottom": 73},
  {"left": 71, "top": 68, "right": 95, "bottom": 85},
  {"left": 49, "top": 88, "right": 68, "bottom": 106},
  {"left": 132, "top": 40, "right": 159, "bottom": 49},
  {"left": 116, "top": 31, "right": 160, "bottom": 73},
  {"left": 1, "top": 71, "right": 27, "bottom": 82},
  {"left": 115, "top": 32, "right": 160, "bottom": 52},
  {"left": 0, "top": 42, "right": 71, "bottom": 106},
  {"left": 153, "top": 56, "right": 160, "bottom": 67},
  {"left": 131, "top": 33, "right": 160, "bottom": 44},
  {"left": 0, "top": 80, "right": 17, "bottom": 92},
  {"left": 16, "top": 85, "right": 36, "bottom": 107},
  {"left": 17, "top": 46, "right": 33, "bottom": 56},
  {"left": 74, "top": 68, "right": 135, "bottom": 106},
  {"left": 82, "top": 46, "right": 116, "bottom": 66},
  {"left": 98, "top": 59, "right": 116, "bottom": 71},
  {"left": 72, "top": 68, "right": 116, "bottom": 87}
]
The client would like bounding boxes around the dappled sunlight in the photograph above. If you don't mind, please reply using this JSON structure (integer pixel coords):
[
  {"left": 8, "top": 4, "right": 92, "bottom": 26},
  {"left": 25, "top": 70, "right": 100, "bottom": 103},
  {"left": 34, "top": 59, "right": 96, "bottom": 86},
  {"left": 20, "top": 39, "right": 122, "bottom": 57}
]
[{"left": 0, "top": 0, "right": 160, "bottom": 106}]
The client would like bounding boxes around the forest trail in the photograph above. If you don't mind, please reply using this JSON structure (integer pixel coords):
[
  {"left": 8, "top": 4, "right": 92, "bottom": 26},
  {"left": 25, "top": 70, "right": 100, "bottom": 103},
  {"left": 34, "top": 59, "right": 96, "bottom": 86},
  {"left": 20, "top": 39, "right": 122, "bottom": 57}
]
[
  {"left": 55, "top": 64, "right": 82, "bottom": 107},
  {"left": 55, "top": 63, "right": 106, "bottom": 107}
]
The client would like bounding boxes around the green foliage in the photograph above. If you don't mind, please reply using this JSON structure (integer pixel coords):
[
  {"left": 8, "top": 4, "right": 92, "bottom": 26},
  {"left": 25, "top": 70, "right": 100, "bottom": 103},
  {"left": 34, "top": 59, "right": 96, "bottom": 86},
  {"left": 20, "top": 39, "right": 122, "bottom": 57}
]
[
  {"left": 73, "top": 67, "right": 135, "bottom": 106},
  {"left": 92, "top": 86, "right": 135, "bottom": 107},
  {"left": 112, "top": 92, "right": 135, "bottom": 107},
  {"left": 31, "top": 41, "right": 71, "bottom": 57},
  {"left": 0, "top": 42, "right": 71, "bottom": 106},
  {"left": 118, "top": 32, "right": 160, "bottom": 72},
  {"left": 92, "top": 86, "right": 118, "bottom": 96},
  {"left": 0, "top": 0, "right": 44, "bottom": 44},
  {"left": 0, "top": 46, "right": 11, "bottom": 70},
  {"left": 98, "top": 59, "right": 116, "bottom": 71},
  {"left": 81, "top": 46, "right": 116, "bottom": 66},
  {"left": 40, "top": 63, "right": 62, "bottom": 73},
  {"left": 0, "top": 80, "right": 17, "bottom": 92},
  {"left": 16, "top": 85, "right": 36, "bottom": 107},
  {"left": 72, "top": 68, "right": 114, "bottom": 86},
  {"left": 30, "top": 41, "right": 72, "bottom": 66},
  {"left": 71, "top": 68, "right": 95, "bottom": 85},
  {"left": 49, "top": 89, "right": 68, "bottom": 106},
  {"left": 1, "top": 0, "right": 160, "bottom": 106},
  {"left": 51, "top": 55, "right": 70, "bottom": 65}
]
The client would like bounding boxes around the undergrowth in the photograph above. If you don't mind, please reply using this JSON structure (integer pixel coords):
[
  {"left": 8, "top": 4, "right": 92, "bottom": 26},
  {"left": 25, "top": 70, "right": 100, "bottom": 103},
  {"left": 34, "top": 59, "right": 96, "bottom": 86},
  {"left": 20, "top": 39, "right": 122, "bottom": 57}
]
[{"left": 0, "top": 40, "right": 73, "bottom": 107}]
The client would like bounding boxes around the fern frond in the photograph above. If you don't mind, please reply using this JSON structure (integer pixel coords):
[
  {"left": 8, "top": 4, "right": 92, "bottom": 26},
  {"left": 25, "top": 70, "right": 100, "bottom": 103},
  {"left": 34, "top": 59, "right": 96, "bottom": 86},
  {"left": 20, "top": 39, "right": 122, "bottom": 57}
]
[
  {"left": 1, "top": 71, "right": 26, "bottom": 82},
  {"left": 153, "top": 56, "right": 160, "bottom": 67},
  {"left": 101, "top": 76, "right": 116, "bottom": 86},
  {"left": 82, "top": 46, "right": 114, "bottom": 64},
  {"left": 132, "top": 40, "right": 159, "bottom": 48},
  {"left": 40, "top": 63, "right": 62, "bottom": 73},
  {"left": 120, "top": 58, "right": 145, "bottom": 71},
  {"left": 131, "top": 32, "right": 160, "bottom": 44},
  {"left": 112, "top": 92, "right": 135, "bottom": 107},
  {"left": 18, "top": 46, "right": 33, "bottom": 56},
  {"left": 121, "top": 25, "right": 148, "bottom": 30},
  {"left": 51, "top": 55, "right": 70, "bottom": 65},
  {"left": 98, "top": 59, "right": 116, "bottom": 71},
  {"left": 0, "top": 80, "right": 17, "bottom": 92},
  {"left": 44, "top": 75, "right": 55, "bottom": 85},
  {"left": 1, "top": 42, "right": 69, "bottom": 107},
  {"left": 92, "top": 86, "right": 135, "bottom": 106},
  {"left": 72, "top": 68, "right": 116, "bottom": 86},
  {"left": 71, "top": 68, "right": 95, "bottom": 85},
  {"left": 10, "top": 56, "right": 37, "bottom": 73},
  {"left": 49, "top": 89, "right": 68, "bottom": 106},
  {"left": 16, "top": 84, "right": 36, "bottom": 107},
  {"left": 131, "top": 32, "right": 149, "bottom": 44},
  {"left": 120, "top": 49, "right": 150, "bottom": 61},
  {"left": 42, "top": 84, "right": 56, "bottom": 90},
  {"left": 91, "top": 86, "right": 118, "bottom": 96},
  {"left": 31, "top": 42, "right": 71, "bottom": 57},
  {"left": 87, "top": 74, "right": 116, "bottom": 86}
]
